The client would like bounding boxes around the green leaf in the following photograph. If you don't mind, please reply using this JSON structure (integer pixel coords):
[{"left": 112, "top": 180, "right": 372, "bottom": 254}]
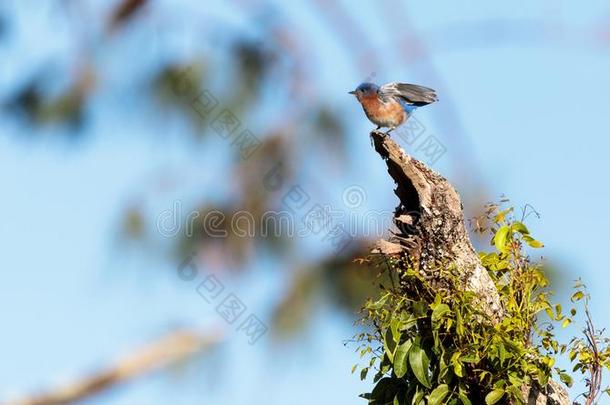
[
  {"left": 494, "top": 208, "right": 512, "bottom": 223},
  {"left": 458, "top": 393, "right": 472, "bottom": 405},
  {"left": 394, "top": 340, "right": 412, "bottom": 378},
  {"left": 559, "top": 372, "right": 573, "bottom": 387},
  {"left": 390, "top": 319, "right": 402, "bottom": 344},
  {"left": 428, "top": 384, "right": 449, "bottom": 405},
  {"left": 433, "top": 293, "right": 442, "bottom": 307},
  {"left": 498, "top": 343, "right": 507, "bottom": 365},
  {"left": 366, "top": 294, "right": 389, "bottom": 310},
  {"left": 569, "top": 350, "right": 577, "bottom": 361},
  {"left": 399, "top": 312, "right": 418, "bottom": 331},
  {"left": 431, "top": 304, "right": 450, "bottom": 323},
  {"left": 485, "top": 388, "right": 504, "bottom": 405},
  {"left": 453, "top": 360, "right": 464, "bottom": 377},
  {"left": 412, "top": 388, "right": 424, "bottom": 405},
  {"left": 371, "top": 378, "right": 400, "bottom": 403},
  {"left": 511, "top": 221, "right": 529, "bottom": 235},
  {"left": 494, "top": 225, "right": 510, "bottom": 252},
  {"left": 505, "top": 385, "right": 523, "bottom": 402},
  {"left": 485, "top": 389, "right": 505, "bottom": 405},
  {"left": 571, "top": 291, "right": 584, "bottom": 302},
  {"left": 555, "top": 304, "right": 563, "bottom": 319},
  {"left": 523, "top": 234, "right": 544, "bottom": 248},
  {"left": 409, "top": 339, "right": 431, "bottom": 388},
  {"left": 528, "top": 239, "right": 544, "bottom": 248},
  {"left": 456, "top": 311, "right": 464, "bottom": 336},
  {"left": 412, "top": 301, "right": 428, "bottom": 317},
  {"left": 384, "top": 328, "right": 397, "bottom": 363}
]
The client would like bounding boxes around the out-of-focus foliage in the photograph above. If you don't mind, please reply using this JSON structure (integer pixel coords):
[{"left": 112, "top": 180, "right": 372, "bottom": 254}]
[
  {"left": 1, "top": 0, "right": 488, "bottom": 343},
  {"left": 354, "top": 204, "right": 605, "bottom": 404},
  {"left": 273, "top": 242, "right": 386, "bottom": 337},
  {"left": 4, "top": 67, "right": 94, "bottom": 130}
]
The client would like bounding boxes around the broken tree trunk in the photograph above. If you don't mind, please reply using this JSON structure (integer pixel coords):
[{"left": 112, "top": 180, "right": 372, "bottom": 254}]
[{"left": 368, "top": 130, "right": 570, "bottom": 405}]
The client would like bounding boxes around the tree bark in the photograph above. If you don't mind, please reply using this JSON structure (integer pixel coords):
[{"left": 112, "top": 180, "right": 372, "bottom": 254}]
[{"left": 368, "top": 130, "right": 570, "bottom": 405}]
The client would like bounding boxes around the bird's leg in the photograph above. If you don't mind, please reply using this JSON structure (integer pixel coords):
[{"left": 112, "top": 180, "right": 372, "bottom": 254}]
[
  {"left": 371, "top": 126, "right": 385, "bottom": 147},
  {"left": 384, "top": 127, "right": 395, "bottom": 135}
]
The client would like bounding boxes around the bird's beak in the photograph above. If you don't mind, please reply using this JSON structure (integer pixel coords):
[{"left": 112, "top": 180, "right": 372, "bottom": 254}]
[{"left": 348, "top": 90, "right": 356, "bottom": 95}]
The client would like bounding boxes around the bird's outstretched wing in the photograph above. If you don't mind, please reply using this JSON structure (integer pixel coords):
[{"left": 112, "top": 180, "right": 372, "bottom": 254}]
[{"left": 379, "top": 82, "right": 438, "bottom": 106}]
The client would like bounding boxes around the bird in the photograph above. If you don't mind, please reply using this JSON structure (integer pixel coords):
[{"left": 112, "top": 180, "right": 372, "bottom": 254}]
[{"left": 349, "top": 82, "right": 438, "bottom": 135}]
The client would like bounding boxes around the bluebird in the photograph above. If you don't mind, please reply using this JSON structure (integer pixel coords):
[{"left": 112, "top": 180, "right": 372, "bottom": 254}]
[{"left": 349, "top": 82, "right": 438, "bottom": 135}]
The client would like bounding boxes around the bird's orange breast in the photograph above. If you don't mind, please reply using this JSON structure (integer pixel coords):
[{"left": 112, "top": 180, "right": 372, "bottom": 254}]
[{"left": 359, "top": 95, "right": 407, "bottom": 127}]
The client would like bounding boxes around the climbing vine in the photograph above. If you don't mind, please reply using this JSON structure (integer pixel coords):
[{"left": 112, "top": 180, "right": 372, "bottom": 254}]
[{"left": 354, "top": 203, "right": 610, "bottom": 404}]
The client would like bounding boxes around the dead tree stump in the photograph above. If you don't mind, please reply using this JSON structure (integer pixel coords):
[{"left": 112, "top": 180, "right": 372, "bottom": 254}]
[{"left": 369, "top": 130, "right": 570, "bottom": 405}]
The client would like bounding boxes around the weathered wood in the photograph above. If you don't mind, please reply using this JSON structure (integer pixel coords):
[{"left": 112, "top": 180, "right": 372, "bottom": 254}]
[
  {"left": 370, "top": 130, "right": 503, "bottom": 319},
  {"left": 369, "top": 130, "right": 570, "bottom": 405}
]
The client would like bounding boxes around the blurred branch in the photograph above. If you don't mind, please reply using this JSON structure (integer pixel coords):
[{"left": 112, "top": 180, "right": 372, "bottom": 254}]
[
  {"left": 5, "top": 329, "right": 223, "bottom": 405},
  {"left": 107, "top": 0, "right": 149, "bottom": 32}
]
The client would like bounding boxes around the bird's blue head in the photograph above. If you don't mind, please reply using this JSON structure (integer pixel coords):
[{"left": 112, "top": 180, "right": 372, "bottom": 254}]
[{"left": 349, "top": 82, "right": 379, "bottom": 98}]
